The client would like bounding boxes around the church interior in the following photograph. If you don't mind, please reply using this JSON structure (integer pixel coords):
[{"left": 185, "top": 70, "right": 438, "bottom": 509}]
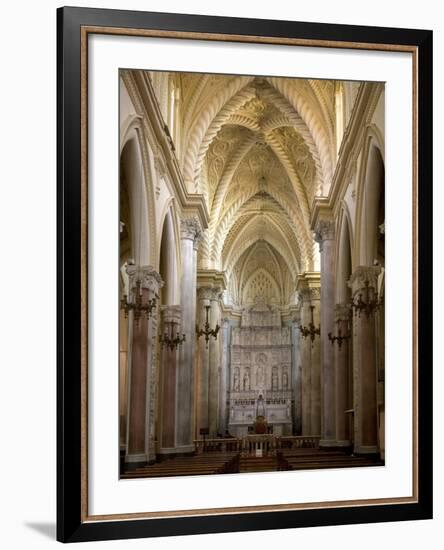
[{"left": 119, "top": 69, "right": 385, "bottom": 478}]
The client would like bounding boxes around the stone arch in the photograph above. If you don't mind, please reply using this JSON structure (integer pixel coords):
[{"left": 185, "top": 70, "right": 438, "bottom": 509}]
[
  {"left": 158, "top": 206, "right": 181, "bottom": 305},
  {"left": 355, "top": 138, "right": 385, "bottom": 266},
  {"left": 335, "top": 208, "right": 353, "bottom": 303},
  {"left": 120, "top": 116, "right": 157, "bottom": 265}
]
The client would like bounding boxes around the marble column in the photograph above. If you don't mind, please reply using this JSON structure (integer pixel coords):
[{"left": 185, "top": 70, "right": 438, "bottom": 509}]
[
  {"left": 208, "top": 290, "right": 222, "bottom": 437},
  {"left": 196, "top": 286, "right": 222, "bottom": 438},
  {"left": 299, "top": 286, "right": 321, "bottom": 435},
  {"left": 291, "top": 314, "right": 302, "bottom": 435},
  {"left": 349, "top": 266, "right": 381, "bottom": 454},
  {"left": 316, "top": 220, "right": 336, "bottom": 447},
  {"left": 309, "top": 289, "right": 321, "bottom": 436},
  {"left": 176, "top": 218, "right": 201, "bottom": 453},
  {"left": 334, "top": 303, "right": 352, "bottom": 447},
  {"left": 218, "top": 319, "right": 230, "bottom": 434},
  {"left": 125, "top": 265, "right": 163, "bottom": 464},
  {"left": 299, "top": 289, "right": 312, "bottom": 435},
  {"left": 159, "top": 305, "right": 182, "bottom": 455},
  {"left": 196, "top": 288, "right": 211, "bottom": 435}
]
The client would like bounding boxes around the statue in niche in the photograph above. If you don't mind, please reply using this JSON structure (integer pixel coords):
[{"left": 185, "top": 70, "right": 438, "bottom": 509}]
[
  {"left": 233, "top": 368, "right": 240, "bottom": 391},
  {"left": 243, "top": 368, "right": 250, "bottom": 391},
  {"left": 256, "top": 394, "right": 266, "bottom": 417},
  {"left": 282, "top": 371, "right": 288, "bottom": 390},
  {"left": 272, "top": 367, "right": 279, "bottom": 390},
  {"left": 286, "top": 401, "right": 291, "bottom": 418}
]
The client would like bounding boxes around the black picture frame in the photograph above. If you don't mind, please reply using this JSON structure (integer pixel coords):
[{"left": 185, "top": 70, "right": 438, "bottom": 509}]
[{"left": 57, "top": 6, "right": 433, "bottom": 543}]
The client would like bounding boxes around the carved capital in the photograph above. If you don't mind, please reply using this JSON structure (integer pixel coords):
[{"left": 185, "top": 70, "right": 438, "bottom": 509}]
[
  {"left": 298, "top": 286, "right": 320, "bottom": 304},
  {"left": 126, "top": 264, "right": 164, "bottom": 294},
  {"left": 180, "top": 216, "right": 202, "bottom": 242},
  {"left": 334, "top": 303, "right": 352, "bottom": 323},
  {"left": 197, "top": 286, "right": 222, "bottom": 302},
  {"left": 348, "top": 265, "right": 381, "bottom": 296},
  {"left": 314, "top": 220, "right": 335, "bottom": 251},
  {"left": 160, "top": 304, "right": 182, "bottom": 324}
]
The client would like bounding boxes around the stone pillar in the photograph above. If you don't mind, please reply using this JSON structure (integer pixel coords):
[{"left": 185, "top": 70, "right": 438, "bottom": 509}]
[
  {"left": 208, "top": 289, "right": 222, "bottom": 437},
  {"left": 176, "top": 218, "right": 201, "bottom": 453},
  {"left": 297, "top": 281, "right": 320, "bottom": 436},
  {"left": 159, "top": 305, "right": 182, "bottom": 455},
  {"left": 196, "top": 288, "right": 211, "bottom": 435},
  {"left": 298, "top": 290, "right": 312, "bottom": 435},
  {"left": 218, "top": 319, "right": 230, "bottom": 434},
  {"left": 291, "top": 314, "right": 302, "bottom": 435},
  {"left": 349, "top": 266, "right": 381, "bottom": 454},
  {"left": 334, "top": 303, "right": 352, "bottom": 447},
  {"left": 125, "top": 265, "right": 163, "bottom": 464},
  {"left": 310, "top": 289, "right": 321, "bottom": 436},
  {"left": 315, "top": 219, "right": 336, "bottom": 447}
]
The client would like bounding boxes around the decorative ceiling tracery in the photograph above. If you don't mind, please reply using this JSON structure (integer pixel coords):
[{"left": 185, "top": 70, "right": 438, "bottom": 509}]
[{"left": 165, "top": 71, "right": 353, "bottom": 307}]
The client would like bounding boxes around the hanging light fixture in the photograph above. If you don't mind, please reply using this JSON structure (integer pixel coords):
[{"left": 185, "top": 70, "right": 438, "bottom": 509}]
[
  {"left": 196, "top": 304, "right": 220, "bottom": 348},
  {"left": 350, "top": 278, "right": 379, "bottom": 318},
  {"left": 159, "top": 320, "right": 185, "bottom": 350},
  {"left": 328, "top": 319, "right": 351, "bottom": 348},
  {"left": 120, "top": 277, "right": 157, "bottom": 324},
  {"left": 299, "top": 305, "right": 320, "bottom": 343}
]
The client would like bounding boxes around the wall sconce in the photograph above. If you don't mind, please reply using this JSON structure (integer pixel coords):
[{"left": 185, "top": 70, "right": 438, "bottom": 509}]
[
  {"left": 120, "top": 279, "right": 157, "bottom": 324},
  {"left": 350, "top": 279, "right": 379, "bottom": 318},
  {"left": 299, "top": 305, "right": 320, "bottom": 344},
  {"left": 196, "top": 305, "right": 220, "bottom": 348},
  {"left": 328, "top": 319, "right": 351, "bottom": 348},
  {"left": 159, "top": 320, "right": 185, "bottom": 351}
]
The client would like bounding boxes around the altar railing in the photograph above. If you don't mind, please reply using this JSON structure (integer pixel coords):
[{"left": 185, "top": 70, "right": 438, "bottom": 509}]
[
  {"left": 193, "top": 435, "right": 320, "bottom": 455},
  {"left": 193, "top": 438, "right": 242, "bottom": 454},
  {"left": 276, "top": 435, "right": 320, "bottom": 449}
]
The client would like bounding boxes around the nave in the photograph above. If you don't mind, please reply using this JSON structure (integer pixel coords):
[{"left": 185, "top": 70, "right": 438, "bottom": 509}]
[{"left": 119, "top": 69, "right": 385, "bottom": 477}]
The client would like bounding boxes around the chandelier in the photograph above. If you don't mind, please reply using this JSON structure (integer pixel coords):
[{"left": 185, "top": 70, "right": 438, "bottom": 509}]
[
  {"left": 196, "top": 305, "right": 220, "bottom": 348},
  {"left": 299, "top": 305, "right": 320, "bottom": 343},
  {"left": 159, "top": 320, "right": 186, "bottom": 351},
  {"left": 350, "top": 279, "right": 379, "bottom": 317},
  {"left": 120, "top": 278, "right": 157, "bottom": 324},
  {"left": 328, "top": 319, "right": 351, "bottom": 348}
]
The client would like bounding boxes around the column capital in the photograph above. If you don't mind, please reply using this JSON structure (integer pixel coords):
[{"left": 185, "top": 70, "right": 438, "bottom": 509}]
[
  {"left": 180, "top": 217, "right": 202, "bottom": 242},
  {"left": 348, "top": 265, "right": 381, "bottom": 295},
  {"left": 298, "top": 287, "right": 321, "bottom": 304},
  {"left": 197, "top": 286, "right": 223, "bottom": 302},
  {"left": 160, "top": 304, "right": 182, "bottom": 324},
  {"left": 314, "top": 219, "right": 335, "bottom": 241},
  {"left": 314, "top": 219, "right": 335, "bottom": 253},
  {"left": 126, "top": 264, "right": 164, "bottom": 293}
]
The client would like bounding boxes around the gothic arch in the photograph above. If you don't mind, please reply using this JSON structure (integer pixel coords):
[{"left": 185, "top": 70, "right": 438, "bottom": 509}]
[
  {"left": 355, "top": 137, "right": 385, "bottom": 267},
  {"left": 120, "top": 115, "right": 157, "bottom": 265}
]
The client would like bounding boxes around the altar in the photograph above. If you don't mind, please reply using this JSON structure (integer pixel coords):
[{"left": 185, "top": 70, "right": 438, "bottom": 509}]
[{"left": 228, "top": 302, "right": 293, "bottom": 438}]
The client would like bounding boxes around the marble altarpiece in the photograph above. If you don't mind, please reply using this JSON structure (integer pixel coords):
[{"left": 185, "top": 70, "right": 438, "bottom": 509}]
[{"left": 228, "top": 302, "right": 294, "bottom": 437}]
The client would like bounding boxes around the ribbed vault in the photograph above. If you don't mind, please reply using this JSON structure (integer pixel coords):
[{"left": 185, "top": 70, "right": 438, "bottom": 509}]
[{"left": 176, "top": 72, "right": 338, "bottom": 307}]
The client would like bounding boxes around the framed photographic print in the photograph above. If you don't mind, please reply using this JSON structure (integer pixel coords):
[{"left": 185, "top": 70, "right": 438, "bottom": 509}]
[{"left": 57, "top": 6, "right": 433, "bottom": 543}]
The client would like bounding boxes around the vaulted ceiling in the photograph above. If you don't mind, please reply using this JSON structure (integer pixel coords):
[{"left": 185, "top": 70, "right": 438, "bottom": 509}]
[{"left": 175, "top": 73, "right": 341, "bottom": 306}]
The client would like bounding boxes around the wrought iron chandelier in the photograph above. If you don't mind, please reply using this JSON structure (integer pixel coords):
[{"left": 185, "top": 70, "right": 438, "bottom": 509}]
[
  {"left": 328, "top": 319, "right": 351, "bottom": 348},
  {"left": 350, "top": 279, "right": 379, "bottom": 318},
  {"left": 159, "top": 320, "right": 186, "bottom": 350},
  {"left": 196, "top": 305, "right": 220, "bottom": 348},
  {"left": 299, "top": 305, "right": 320, "bottom": 343},
  {"left": 120, "top": 278, "right": 157, "bottom": 324}
]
